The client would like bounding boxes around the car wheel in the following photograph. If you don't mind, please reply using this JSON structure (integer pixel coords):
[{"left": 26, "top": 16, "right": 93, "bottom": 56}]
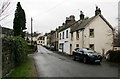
[
  {"left": 83, "top": 57, "right": 87, "bottom": 64},
  {"left": 98, "top": 62, "right": 101, "bottom": 64}
]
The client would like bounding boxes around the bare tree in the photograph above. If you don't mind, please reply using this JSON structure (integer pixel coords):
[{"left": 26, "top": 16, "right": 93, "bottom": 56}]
[{"left": 0, "top": 0, "right": 11, "bottom": 21}]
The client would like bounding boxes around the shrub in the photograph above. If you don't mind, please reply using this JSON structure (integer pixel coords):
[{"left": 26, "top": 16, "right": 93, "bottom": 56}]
[
  {"left": 2, "top": 36, "right": 28, "bottom": 76},
  {"left": 106, "top": 50, "right": 120, "bottom": 62},
  {"left": 12, "top": 36, "right": 28, "bottom": 65},
  {"left": 27, "top": 44, "right": 37, "bottom": 54}
]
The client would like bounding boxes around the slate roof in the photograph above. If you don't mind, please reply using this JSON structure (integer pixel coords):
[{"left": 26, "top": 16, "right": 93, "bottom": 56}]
[
  {"left": 58, "top": 21, "right": 77, "bottom": 32},
  {"left": 70, "top": 14, "right": 113, "bottom": 33},
  {"left": 70, "top": 16, "right": 95, "bottom": 32},
  {"left": 58, "top": 15, "right": 96, "bottom": 33}
]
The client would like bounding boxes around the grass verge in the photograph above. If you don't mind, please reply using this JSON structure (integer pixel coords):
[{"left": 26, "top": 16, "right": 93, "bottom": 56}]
[{"left": 8, "top": 57, "right": 37, "bottom": 77}]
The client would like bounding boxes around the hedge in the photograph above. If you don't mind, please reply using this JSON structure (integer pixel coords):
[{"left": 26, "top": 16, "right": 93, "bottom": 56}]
[
  {"left": 106, "top": 50, "right": 120, "bottom": 62},
  {"left": 12, "top": 36, "right": 28, "bottom": 65}
]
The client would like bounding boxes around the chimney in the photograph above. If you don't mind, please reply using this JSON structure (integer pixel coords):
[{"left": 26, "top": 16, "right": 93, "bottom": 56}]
[
  {"left": 62, "top": 23, "right": 65, "bottom": 25},
  {"left": 70, "top": 15, "right": 75, "bottom": 21},
  {"left": 80, "top": 11, "right": 84, "bottom": 20},
  {"left": 65, "top": 17, "right": 71, "bottom": 24},
  {"left": 95, "top": 6, "right": 101, "bottom": 16}
]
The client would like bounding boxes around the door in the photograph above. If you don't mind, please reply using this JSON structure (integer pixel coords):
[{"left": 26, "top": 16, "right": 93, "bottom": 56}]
[
  {"left": 70, "top": 44, "right": 72, "bottom": 55},
  {"left": 62, "top": 43, "right": 64, "bottom": 53}
]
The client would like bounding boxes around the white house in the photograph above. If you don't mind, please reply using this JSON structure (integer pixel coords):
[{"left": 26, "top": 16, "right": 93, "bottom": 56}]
[
  {"left": 58, "top": 15, "right": 76, "bottom": 55},
  {"left": 70, "top": 7, "right": 114, "bottom": 56},
  {"left": 37, "top": 36, "right": 45, "bottom": 45}
]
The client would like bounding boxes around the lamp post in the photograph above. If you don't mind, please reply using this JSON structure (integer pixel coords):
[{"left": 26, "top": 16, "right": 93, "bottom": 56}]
[{"left": 31, "top": 17, "right": 33, "bottom": 45}]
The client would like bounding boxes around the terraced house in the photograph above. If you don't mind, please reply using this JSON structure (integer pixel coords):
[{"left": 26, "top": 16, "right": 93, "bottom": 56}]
[
  {"left": 58, "top": 6, "right": 114, "bottom": 56},
  {"left": 58, "top": 15, "right": 76, "bottom": 54}
]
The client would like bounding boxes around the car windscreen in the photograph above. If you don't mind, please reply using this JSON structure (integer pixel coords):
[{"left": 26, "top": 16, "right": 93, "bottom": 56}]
[{"left": 84, "top": 50, "right": 94, "bottom": 53}]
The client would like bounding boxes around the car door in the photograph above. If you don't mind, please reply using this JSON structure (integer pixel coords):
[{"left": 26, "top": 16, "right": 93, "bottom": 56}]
[{"left": 78, "top": 49, "right": 84, "bottom": 60}]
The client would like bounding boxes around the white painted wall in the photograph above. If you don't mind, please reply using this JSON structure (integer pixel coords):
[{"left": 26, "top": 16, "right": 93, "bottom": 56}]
[
  {"left": 44, "top": 36, "right": 47, "bottom": 46},
  {"left": 37, "top": 40, "right": 45, "bottom": 45},
  {"left": 58, "top": 28, "right": 71, "bottom": 55}
]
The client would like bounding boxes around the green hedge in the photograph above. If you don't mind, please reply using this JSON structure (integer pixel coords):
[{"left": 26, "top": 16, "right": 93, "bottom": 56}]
[
  {"left": 12, "top": 36, "right": 28, "bottom": 65},
  {"left": 2, "top": 36, "right": 28, "bottom": 77},
  {"left": 3, "top": 36, "right": 28, "bottom": 66},
  {"left": 27, "top": 44, "right": 37, "bottom": 54},
  {"left": 106, "top": 50, "right": 120, "bottom": 62}
]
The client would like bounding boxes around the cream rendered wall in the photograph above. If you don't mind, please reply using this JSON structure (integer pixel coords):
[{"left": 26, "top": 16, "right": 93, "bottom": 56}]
[
  {"left": 83, "top": 16, "right": 113, "bottom": 55},
  {"left": 70, "top": 31, "right": 80, "bottom": 53},
  {"left": 37, "top": 40, "right": 45, "bottom": 45}
]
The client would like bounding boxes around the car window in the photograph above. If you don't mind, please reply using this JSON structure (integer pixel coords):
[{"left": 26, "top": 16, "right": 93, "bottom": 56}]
[
  {"left": 78, "top": 49, "right": 83, "bottom": 52},
  {"left": 85, "top": 50, "right": 94, "bottom": 53},
  {"left": 75, "top": 48, "right": 79, "bottom": 51},
  {"left": 83, "top": 48, "right": 88, "bottom": 51}
]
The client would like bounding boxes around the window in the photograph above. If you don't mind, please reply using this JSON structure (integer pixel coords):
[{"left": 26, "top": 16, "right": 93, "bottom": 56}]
[
  {"left": 59, "top": 43, "right": 63, "bottom": 49},
  {"left": 57, "top": 33, "right": 58, "bottom": 38},
  {"left": 63, "top": 32, "right": 64, "bottom": 39},
  {"left": 66, "top": 30, "right": 68, "bottom": 38},
  {"left": 76, "top": 44, "right": 79, "bottom": 47},
  {"left": 41, "top": 41, "right": 42, "bottom": 43},
  {"left": 89, "top": 29, "right": 94, "bottom": 37},
  {"left": 60, "top": 33, "right": 61, "bottom": 40},
  {"left": 76, "top": 31, "right": 79, "bottom": 40},
  {"left": 89, "top": 44, "right": 94, "bottom": 50},
  {"left": 71, "top": 33, "right": 73, "bottom": 41}
]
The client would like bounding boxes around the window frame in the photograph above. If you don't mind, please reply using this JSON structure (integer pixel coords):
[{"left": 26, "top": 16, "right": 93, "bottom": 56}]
[
  {"left": 60, "top": 33, "right": 61, "bottom": 40},
  {"left": 89, "top": 29, "right": 94, "bottom": 38},
  {"left": 89, "top": 44, "right": 94, "bottom": 50},
  {"left": 76, "top": 30, "right": 79, "bottom": 40},
  {"left": 62, "top": 32, "right": 64, "bottom": 39},
  {"left": 66, "top": 30, "right": 68, "bottom": 38},
  {"left": 71, "top": 32, "right": 73, "bottom": 41}
]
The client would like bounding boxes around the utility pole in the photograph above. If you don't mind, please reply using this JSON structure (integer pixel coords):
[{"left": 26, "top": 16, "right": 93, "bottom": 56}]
[{"left": 31, "top": 17, "right": 33, "bottom": 45}]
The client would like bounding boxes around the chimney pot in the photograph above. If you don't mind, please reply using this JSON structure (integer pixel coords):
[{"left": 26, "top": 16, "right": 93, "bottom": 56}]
[
  {"left": 80, "top": 11, "right": 84, "bottom": 20},
  {"left": 95, "top": 6, "right": 101, "bottom": 16}
]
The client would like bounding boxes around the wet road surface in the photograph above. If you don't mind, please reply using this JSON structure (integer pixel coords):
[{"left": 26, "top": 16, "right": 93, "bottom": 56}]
[{"left": 33, "top": 45, "right": 119, "bottom": 77}]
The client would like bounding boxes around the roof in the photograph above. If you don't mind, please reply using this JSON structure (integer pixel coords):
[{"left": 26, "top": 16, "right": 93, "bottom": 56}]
[
  {"left": 70, "top": 16, "right": 95, "bottom": 32},
  {"left": 70, "top": 14, "right": 114, "bottom": 32},
  {"left": 58, "top": 21, "right": 76, "bottom": 32},
  {"left": 1, "top": 27, "right": 13, "bottom": 35},
  {"left": 26, "top": 33, "right": 41, "bottom": 37}
]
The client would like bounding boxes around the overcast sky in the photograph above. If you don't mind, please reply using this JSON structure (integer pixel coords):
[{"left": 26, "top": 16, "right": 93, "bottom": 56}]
[{"left": 0, "top": 0, "right": 119, "bottom": 33}]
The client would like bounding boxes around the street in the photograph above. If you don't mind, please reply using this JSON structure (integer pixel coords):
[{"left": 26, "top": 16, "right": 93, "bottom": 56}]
[{"left": 33, "top": 45, "right": 119, "bottom": 77}]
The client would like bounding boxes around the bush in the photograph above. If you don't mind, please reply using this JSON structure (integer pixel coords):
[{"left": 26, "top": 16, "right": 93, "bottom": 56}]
[
  {"left": 27, "top": 44, "right": 37, "bottom": 54},
  {"left": 12, "top": 36, "right": 28, "bottom": 65},
  {"left": 2, "top": 36, "right": 28, "bottom": 76},
  {"left": 106, "top": 50, "right": 120, "bottom": 62}
]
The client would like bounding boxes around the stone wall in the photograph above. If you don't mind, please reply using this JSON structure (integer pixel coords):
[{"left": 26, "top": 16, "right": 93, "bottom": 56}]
[{"left": 2, "top": 38, "right": 15, "bottom": 77}]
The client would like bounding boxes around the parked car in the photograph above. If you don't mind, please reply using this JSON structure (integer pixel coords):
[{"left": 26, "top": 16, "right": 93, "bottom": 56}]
[
  {"left": 73, "top": 48, "right": 102, "bottom": 64},
  {"left": 50, "top": 46, "right": 56, "bottom": 51}
]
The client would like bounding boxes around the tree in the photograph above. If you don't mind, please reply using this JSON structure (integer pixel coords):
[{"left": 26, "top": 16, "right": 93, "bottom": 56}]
[{"left": 13, "top": 2, "right": 26, "bottom": 37}]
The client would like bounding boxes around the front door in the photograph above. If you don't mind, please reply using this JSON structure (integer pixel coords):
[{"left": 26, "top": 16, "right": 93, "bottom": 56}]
[
  {"left": 62, "top": 43, "right": 64, "bottom": 52},
  {"left": 70, "top": 44, "right": 72, "bottom": 55}
]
